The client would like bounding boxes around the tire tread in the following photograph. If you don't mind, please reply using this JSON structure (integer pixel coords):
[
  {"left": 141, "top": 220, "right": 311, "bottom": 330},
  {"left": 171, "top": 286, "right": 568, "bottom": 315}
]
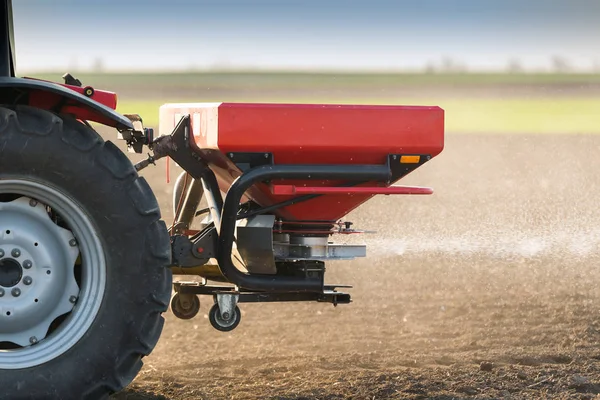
[{"left": 0, "top": 105, "right": 172, "bottom": 400}]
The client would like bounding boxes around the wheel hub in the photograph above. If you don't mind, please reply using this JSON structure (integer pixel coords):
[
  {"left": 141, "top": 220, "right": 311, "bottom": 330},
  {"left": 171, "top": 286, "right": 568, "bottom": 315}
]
[
  {"left": 0, "top": 259, "right": 22, "bottom": 288},
  {"left": 0, "top": 197, "right": 80, "bottom": 347}
]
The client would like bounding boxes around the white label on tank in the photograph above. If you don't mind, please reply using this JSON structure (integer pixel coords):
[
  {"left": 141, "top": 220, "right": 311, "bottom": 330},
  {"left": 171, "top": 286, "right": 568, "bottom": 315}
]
[{"left": 193, "top": 112, "right": 201, "bottom": 138}]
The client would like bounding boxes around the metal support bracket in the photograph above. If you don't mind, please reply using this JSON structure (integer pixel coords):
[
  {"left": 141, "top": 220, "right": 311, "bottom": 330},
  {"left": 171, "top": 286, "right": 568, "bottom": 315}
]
[
  {"left": 118, "top": 114, "right": 155, "bottom": 154},
  {"left": 216, "top": 293, "right": 239, "bottom": 320},
  {"left": 170, "top": 225, "right": 217, "bottom": 268},
  {"left": 174, "top": 281, "right": 352, "bottom": 306}
]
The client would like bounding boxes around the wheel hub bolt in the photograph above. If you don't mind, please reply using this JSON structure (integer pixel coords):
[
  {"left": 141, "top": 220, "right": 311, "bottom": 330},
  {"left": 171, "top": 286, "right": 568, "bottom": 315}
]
[
  {"left": 11, "top": 248, "right": 20, "bottom": 258},
  {"left": 69, "top": 239, "right": 77, "bottom": 247},
  {"left": 69, "top": 295, "right": 78, "bottom": 304},
  {"left": 29, "top": 199, "right": 38, "bottom": 207},
  {"left": 29, "top": 336, "right": 38, "bottom": 344},
  {"left": 0, "top": 249, "right": 4, "bottom": 257},
  {"left": 11, "top": 288, "right": 21, "bottom": 297},
  {"left": 222, "top": 312, "right": 230, "bottom": 320},
  {"left": 23, "top": 260, "right": 32, "bottom": 269},
  {"left": 0, "top": 288, "right": 4, "bottom": 297},
  {"left": 23, "top": 276, "right": 32, "bottom": 285}
]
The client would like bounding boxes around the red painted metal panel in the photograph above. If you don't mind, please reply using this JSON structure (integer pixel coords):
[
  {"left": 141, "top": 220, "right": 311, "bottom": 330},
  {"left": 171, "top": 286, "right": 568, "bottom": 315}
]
[
  {"left": 218, "top": 103, "right": 442, "bottom": 221},
  {"left": 161, "top": 102, "right": 444, "bottom": 222},
  {"left": 28, "top": 90, "right": 117, "bottom": 127},
  {"left": 271, "top": 184, "right": 434, "bottom": 196},
  {"left": 23, "top": 77, "right": 118, "bottom": 110},
  {"left": 23, "top": 77, "right": 120, "bottom": 127},
  {"left": 216, "top": 103, "right": 444, "bottom": 164}
]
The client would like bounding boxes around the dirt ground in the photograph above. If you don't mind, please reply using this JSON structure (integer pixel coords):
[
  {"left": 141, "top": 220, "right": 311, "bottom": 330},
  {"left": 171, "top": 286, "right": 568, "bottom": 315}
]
[{"left": 106, "top": 131, "right": 600, "bottom": 400}]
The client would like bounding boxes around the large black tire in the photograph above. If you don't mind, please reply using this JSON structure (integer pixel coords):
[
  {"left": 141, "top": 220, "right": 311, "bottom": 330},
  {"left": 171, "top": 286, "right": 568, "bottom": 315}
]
[{"left": 0, "top": 106, "right": 172, "bottom": 399}]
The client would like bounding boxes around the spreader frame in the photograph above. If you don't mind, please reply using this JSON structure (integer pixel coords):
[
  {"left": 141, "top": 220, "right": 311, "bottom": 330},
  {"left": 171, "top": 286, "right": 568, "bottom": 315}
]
[
  {"left": 146, "top": 114, "right": 433, "bottom": 293},
  {"left": 174, "top": 281, "right": 352, "bottom": 306}
]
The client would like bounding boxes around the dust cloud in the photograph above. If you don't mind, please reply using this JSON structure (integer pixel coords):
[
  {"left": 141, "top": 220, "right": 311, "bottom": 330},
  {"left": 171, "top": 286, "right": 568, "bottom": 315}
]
[{"left": 109, "top": 133, "right": 600, "bottom": 399}]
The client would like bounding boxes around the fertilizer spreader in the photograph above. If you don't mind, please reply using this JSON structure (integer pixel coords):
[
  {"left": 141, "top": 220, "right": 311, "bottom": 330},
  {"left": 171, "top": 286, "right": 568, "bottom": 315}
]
[{"left": 0, "top": 1, "right": 444, "bottom": 397}]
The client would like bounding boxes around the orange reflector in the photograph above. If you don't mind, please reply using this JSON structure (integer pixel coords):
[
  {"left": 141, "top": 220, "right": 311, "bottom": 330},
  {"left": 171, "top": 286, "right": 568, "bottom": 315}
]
[{"left": 400, "top": 155, "right": 420, "bottom": 164}]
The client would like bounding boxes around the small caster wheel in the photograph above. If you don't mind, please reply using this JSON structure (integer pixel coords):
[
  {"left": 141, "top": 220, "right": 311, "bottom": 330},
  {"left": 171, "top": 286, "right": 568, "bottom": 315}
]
[
  {"left": 208, "top": 303, "right": 241, "bottom": 332},
  {"left": 171, "top": 293, "right": 200, "bottom": 320}
]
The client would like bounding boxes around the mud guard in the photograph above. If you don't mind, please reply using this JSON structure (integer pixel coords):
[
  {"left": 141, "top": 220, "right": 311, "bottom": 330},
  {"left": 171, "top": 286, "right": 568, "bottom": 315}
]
[{"left": 0, "top": 77, "right": 133, "bottom": 131}]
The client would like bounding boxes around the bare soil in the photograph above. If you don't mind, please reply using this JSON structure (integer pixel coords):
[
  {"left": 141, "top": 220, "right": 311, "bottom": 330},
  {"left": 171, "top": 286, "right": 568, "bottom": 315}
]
[{"left": 106, "top": 132, "right": 600, "bottom": 400}]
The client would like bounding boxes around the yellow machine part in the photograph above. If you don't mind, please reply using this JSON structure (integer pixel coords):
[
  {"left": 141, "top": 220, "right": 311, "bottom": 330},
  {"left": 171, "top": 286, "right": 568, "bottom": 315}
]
[
  {"left": 169, "top": 241, "right": 248, "bottom": 283},
  {"left": 170, "top": 264, "right": 228, "bottom": 282}
]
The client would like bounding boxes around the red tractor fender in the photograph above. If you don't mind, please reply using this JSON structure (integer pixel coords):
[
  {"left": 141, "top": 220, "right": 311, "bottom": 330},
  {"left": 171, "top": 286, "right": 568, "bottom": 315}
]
[{"left": 0, "top": 76, "right": 134, "bottom": 131}]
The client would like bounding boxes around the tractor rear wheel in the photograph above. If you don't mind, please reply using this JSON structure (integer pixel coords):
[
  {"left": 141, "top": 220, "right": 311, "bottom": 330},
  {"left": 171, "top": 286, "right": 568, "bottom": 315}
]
[{"left": 0, "top": 106, "right": 172, "bottom": 399}]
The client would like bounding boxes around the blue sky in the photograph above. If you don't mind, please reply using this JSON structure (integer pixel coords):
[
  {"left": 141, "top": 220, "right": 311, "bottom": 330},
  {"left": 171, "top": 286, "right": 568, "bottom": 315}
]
[{"left": 11, "top": 0, "right": 600, "bottom": 72}]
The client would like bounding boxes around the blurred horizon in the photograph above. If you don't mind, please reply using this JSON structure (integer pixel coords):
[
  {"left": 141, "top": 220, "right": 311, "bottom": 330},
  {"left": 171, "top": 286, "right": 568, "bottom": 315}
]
[
  {"left": 11, "top": 1, "right": 600, "bottom": 136},
  {"left": 12, "top": 0, "right": 600, "bottom": 74}
]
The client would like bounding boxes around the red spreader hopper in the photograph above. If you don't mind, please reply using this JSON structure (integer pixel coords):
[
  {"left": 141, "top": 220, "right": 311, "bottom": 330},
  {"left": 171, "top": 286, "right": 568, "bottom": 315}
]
[
  {"left": 130, "top": 100, "right": 445, "bottom": 315},
  {"left": 159, "top": 102, "right": 444, "bottom": 225}
]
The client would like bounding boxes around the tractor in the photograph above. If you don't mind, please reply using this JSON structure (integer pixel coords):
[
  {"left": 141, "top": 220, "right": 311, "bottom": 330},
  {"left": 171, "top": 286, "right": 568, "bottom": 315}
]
[{"left": 0, "top": 1, "right": 444, "bottom": 398}]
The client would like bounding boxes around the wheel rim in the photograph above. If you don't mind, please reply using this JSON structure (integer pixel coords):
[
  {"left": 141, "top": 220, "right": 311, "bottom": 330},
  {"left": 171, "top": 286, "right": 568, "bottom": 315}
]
[
  {"left": 0, "top": 179, "right": 106, "bottom": 369},
  {"left": 212, "top": 305, "right": 238, "bottom": 329},
  {"left": 172, "top": 294, "right": 199, "bottom": 319}
]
